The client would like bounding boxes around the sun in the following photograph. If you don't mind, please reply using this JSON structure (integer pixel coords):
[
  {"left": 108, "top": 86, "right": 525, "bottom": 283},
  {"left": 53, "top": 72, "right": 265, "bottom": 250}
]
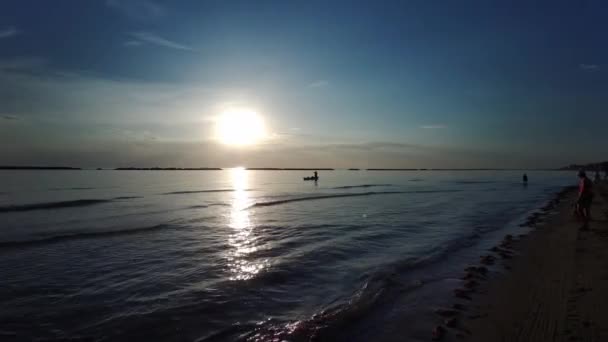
[{"left": 215, "top": 108, "right": 266, "bottom": 146}]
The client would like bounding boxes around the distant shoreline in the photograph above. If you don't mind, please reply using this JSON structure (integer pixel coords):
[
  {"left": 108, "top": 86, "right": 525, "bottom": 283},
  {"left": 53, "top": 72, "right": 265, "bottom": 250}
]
[
  {"left": 246, "top": 168, "right": 335, "bottom": 171},
  {"left": 0, "top": 166, "right": 570, "bottom": 171},
  {"left": 0, "top": 166, "right": 82, "bottom": 170},
  {"left": 114, "top": 167, "right": 222, "bottom": 171}
]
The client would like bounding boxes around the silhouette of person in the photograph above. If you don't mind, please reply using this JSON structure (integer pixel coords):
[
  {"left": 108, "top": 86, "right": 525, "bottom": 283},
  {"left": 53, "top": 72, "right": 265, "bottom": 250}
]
[
  {"left": 314, "top": 171, "right": 318, "bottom": 180},
  {"left": 576, "top": 170, "right": 594, "bottom": 230},
  {"left": 594, "top": 170, "right": 601, "bottom": 183},
  {"left": 523, "top": 173, "right": 528, "bottom": 184}
]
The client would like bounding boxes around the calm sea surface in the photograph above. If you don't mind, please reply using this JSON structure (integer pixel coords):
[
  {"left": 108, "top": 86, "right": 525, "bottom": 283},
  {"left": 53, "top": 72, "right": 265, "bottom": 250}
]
[{"left": 0, "top": 170, "right": 575, "bottom": 341}]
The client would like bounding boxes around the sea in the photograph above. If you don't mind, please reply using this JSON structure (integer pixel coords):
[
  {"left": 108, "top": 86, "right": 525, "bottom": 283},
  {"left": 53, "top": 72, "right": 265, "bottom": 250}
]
[{"left": 0, "top": 169, "right": 575, "bottom": 341}]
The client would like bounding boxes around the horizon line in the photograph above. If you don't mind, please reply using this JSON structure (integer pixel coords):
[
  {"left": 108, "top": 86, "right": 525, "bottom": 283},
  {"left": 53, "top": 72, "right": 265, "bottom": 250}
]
[{"left": 0, "top": 165, "right": 577, "bottom": 171}]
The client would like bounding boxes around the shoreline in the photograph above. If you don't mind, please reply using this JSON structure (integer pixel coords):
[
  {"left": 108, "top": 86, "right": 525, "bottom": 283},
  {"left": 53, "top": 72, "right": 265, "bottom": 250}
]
[
  {"left": 429, "top": 183, "right": 608, "bottom": 341},
  {"left": 1, "top": 167, "right": 570, "bottom": 171}
]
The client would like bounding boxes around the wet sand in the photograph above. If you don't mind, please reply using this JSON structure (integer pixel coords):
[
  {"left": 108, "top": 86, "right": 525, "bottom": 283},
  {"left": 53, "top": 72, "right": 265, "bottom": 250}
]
[{"left": 437, "top": 183, "right": 608, "bottom": 341}]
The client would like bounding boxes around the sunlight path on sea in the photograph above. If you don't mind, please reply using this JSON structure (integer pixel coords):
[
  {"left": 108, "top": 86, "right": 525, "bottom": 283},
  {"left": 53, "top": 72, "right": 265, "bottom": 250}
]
[{"left": 226, "top": 168, "right": 268, "bottom": 280}]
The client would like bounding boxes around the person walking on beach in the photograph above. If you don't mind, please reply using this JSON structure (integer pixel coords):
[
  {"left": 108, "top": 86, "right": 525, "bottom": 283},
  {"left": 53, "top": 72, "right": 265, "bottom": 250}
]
[{"left": 576, "top": 170, "right": 594, "bottom": 230}]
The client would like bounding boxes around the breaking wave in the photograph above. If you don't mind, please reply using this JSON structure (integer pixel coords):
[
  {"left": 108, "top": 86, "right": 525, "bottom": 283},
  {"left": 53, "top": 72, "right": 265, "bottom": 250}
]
[
  {"left": 248, "top": 190, "right": 460, "bottom": 209},
  {"left": 0, "top": 199, "right": 112, "bottom": 213},
  {"left": 332, "top": 184, "right": 393, "bottom": 189},
  {"left": 163, "top": 189, "right": 250, "bottom": 195},
  {"left": 0, "top": 224, "right": 175, "bottom": 248}
]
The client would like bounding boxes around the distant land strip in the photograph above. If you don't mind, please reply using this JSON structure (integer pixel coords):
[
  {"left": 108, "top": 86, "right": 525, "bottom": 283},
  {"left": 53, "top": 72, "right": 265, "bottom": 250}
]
[
  {"left": 560, "top": 161, "right": 608, "bottom": 171},
  {"left": 0, "top": 166, "right": 81, "bottom": 170},
  {"left": 1, "top": 166, "right": 589, "bottom": 171},
  {"left": 366, "top": 168, "right": 562, "bottom": 171},
  {"left": 246, "top": 168, "right": 334, "bottom": 171},
  {"left": 114, "top": 167, "right": 222, "bottom": 171},
  {"left": 367, "top": 168, "right": 420, "bottom": 171}
]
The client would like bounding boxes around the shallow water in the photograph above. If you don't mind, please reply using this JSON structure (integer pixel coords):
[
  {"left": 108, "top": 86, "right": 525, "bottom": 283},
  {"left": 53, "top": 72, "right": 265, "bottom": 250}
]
[{"left": 0, "top": 170, "right": 574, "bottom": 341}]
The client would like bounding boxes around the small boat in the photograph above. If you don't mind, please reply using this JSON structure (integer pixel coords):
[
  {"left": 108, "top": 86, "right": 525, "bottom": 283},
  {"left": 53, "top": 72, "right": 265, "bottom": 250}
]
[{"left": 303, "top": 177, "right": 319, "bottom": 181}]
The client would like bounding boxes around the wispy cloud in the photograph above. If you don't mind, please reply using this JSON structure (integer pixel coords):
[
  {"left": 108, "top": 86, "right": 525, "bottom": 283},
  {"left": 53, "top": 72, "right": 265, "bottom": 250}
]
[
  {"left": 0, "top": 56, "right": 231, "bottom": 127},
  {"left": 0, "top": 114, "right": 19, "bottom": 121},
  {"left": 309, "top": 80, "right": 329, "bottom": 88},
  {"left": 106, "top": 0, "right": 164, "bottom": 20},
  {"left": 0, "top": 26, "right": 19, "bottom": 39},
  {"left": 420, "top": 124, "right": 447, "bottom": 129},
  {"left": 579, "top": 64, "right": 600, "bottom": 71},
  {"left": 130, "top": 32, "right": 194, "bottom": 51}
]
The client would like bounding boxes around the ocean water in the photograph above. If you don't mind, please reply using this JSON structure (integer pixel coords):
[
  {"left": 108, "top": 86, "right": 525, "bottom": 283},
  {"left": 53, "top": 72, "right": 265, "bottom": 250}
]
[{"left": 0, "top": 170, "right": 575, "bottom": 341}]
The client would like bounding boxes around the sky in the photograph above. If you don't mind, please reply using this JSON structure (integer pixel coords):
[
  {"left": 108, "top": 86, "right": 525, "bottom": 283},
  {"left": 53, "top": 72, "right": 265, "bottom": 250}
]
[{"left": 0, "top": 0, "right": 607, "bottom": 169}]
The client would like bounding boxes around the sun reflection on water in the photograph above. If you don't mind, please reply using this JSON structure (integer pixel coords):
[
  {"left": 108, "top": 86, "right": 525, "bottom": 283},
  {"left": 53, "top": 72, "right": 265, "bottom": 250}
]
[{"left": 227, "top": 167, "right": 268, "bottom": 280}]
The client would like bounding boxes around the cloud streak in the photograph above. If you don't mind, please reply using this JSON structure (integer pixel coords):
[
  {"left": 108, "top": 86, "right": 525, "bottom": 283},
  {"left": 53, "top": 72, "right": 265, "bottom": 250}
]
[
  {"left": 130, "top": 32, "right": 194, "bottom": 51},
  {"left": 420, "top": 125, "right": 447, "bottom": 129},
  {"left": 579, "top": 64, "right": 599, "bottom": 71},
  {"left": 1, "top": 114, "right": 19, "bottom": 121},
  {"left": 0, "top": 27, "right": 19, "bottom": 39},
  {"left": 0, "top": 56, "right": 236, "bottom": 131}
]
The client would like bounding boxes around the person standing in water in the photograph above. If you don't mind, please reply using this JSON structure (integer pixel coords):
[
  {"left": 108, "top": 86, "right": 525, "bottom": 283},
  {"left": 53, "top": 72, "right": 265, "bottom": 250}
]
[
  {"left": 523, "top": 173, "right": 528, "bottom": 184},
  {"left": 576, "top": 170, "right": 594, "bottom": 230},
  {"left": 314, "top": 171, "right": 318, "bottom": 180}
]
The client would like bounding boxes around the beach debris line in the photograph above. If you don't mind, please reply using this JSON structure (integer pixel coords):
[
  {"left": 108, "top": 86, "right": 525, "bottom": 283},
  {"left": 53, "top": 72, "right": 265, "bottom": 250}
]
[
  {"left": 463, "top": 280, "right": 479, "bottom": 289},
  {"left": 464, "top": 265, "right": 488, "bottom": 276},
  {"left": 434, "top": 308, "right": 459, "bottom": 317},
  {"left": 479, "top": 255, "right": 496, "bottom": 265},
  {"left": 429, "top": 187, "right": 575, "bottom": 342},
  {"left": 453, "top": 288, "right": 472, "bottom": 300},
  {"left": 431, "top": 325, "right": 446, "bottom": 340},
  {"left": 445, "top": 317, "right": 458, "bottom": 328}
]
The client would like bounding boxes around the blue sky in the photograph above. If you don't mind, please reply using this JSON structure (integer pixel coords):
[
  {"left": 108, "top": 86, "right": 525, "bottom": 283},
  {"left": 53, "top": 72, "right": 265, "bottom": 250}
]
[{"left": 0, "top": 0, "right": 607, "bottom": 168}]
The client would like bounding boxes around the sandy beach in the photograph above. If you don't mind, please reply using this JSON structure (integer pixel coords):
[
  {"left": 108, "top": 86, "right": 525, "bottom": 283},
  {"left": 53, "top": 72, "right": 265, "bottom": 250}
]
[{"left": 432, "top": 182, "right": 608, "bottom": 341}]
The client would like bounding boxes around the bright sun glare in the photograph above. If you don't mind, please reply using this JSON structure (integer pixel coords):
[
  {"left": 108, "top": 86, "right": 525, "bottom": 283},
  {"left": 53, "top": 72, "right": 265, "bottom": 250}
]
[{"left": 216, "top": 109, "right": 266, "bottom": 146}]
